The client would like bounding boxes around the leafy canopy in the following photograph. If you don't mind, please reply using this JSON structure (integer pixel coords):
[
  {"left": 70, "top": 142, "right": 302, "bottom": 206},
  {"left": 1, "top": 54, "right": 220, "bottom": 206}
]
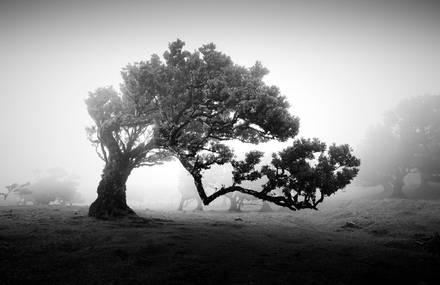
[{"left": 121, "top": 39, "right": 300, "bottom": 169}]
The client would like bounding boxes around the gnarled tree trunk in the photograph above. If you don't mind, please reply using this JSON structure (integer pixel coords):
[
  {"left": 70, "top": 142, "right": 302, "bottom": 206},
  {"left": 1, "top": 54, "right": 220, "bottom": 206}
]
[{"left": 89, "top": 159, "right": 135, "bottom": 219}]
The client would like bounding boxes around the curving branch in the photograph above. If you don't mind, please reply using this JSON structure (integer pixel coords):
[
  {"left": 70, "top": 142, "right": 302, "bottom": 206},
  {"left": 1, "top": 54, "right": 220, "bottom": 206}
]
[{"left": 179, "top": 138, "right": 360, "bottom": 211}]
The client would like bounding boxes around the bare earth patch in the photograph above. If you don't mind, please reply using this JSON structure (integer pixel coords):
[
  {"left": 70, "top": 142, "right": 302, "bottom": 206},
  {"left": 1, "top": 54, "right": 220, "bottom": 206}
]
[{"left": 1, "top": 199, "right": 440, "bottom": 284}]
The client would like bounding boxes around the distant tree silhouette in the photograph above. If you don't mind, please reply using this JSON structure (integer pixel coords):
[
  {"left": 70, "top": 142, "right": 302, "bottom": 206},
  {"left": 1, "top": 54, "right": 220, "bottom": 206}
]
[
  {"left": 30, "top": 169, "right": 82, "bottom": 205},
  {"left": 177, "top": 170, "right": 203, "bottom": 211},
  {"left": 1, "top": 182, "right": 30, "bottom": 201},
  {"left": 389, "top": 95, "right": 440, "bottom": 193},
  {"left": 86, "top": 39, "right": 360, "bottom": 218},
  {"left": 358, "top": 125, "right": 409, "bottom": 198},
  {"left": 7, "top": 168, "right": 83, "bottom": 205},
  {"left": 359, "top": 95, "right": 440, "bottom": 198},
  {"left": 224, "top": 192, "right": 257, "bottom": 212}
]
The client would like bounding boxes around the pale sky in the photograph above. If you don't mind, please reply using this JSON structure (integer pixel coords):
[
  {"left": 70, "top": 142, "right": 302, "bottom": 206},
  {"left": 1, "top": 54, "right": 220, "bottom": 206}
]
[{"left": 1, "top": 0, "right": 439, "bottom": 204}]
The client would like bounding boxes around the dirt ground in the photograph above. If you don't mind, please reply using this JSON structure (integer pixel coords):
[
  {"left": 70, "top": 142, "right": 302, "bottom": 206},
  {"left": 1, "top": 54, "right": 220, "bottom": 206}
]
[{"left": 1, "top": 198, "right": 440, "bottom": 285}]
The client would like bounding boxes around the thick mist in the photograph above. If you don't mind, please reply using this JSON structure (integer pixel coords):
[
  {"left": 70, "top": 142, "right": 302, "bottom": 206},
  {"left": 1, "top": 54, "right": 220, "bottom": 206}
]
[
  {"left": 1, "top": 0, "right": 440, "bottom": 208},
  {"left": 2, "top": 2, "right": 440, "bottom": 285}
]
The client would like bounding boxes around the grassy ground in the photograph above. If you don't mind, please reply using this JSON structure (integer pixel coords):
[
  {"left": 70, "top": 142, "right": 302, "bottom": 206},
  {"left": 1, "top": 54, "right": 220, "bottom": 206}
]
[{"left": 1, "top": 198, "right": 440, "bottom": 284}]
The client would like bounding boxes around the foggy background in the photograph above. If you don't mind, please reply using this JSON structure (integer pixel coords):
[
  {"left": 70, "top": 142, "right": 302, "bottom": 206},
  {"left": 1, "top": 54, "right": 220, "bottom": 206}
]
[{"left": 1, "top": 0, "right": 439, "bottom": 207}]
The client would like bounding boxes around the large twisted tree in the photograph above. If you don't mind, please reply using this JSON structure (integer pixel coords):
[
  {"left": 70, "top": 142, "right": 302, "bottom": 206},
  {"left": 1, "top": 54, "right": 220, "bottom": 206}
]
[
  {"left": 86, "top": 40, "right": 360, "bottom": 218},
  {"left": 85, "top": 87, "right": 170, "bottom": 218}
]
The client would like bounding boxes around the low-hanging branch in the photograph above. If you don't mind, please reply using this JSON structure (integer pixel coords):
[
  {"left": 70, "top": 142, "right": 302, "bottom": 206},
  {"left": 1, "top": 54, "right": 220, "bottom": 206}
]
[{"left": 178, "top": 138, "right": 360, "bottom": 211}]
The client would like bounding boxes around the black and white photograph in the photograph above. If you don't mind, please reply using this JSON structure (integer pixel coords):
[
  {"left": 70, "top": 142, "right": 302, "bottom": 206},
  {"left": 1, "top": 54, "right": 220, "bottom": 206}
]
[{"left": 1, "top": 0, "right": 439, "bottom": 284}]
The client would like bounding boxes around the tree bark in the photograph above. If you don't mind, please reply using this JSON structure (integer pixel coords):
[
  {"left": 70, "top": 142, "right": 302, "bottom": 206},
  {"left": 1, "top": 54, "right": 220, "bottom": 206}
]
[{"left": 88, "top": 159, "right": 135, "bottom": 219}]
